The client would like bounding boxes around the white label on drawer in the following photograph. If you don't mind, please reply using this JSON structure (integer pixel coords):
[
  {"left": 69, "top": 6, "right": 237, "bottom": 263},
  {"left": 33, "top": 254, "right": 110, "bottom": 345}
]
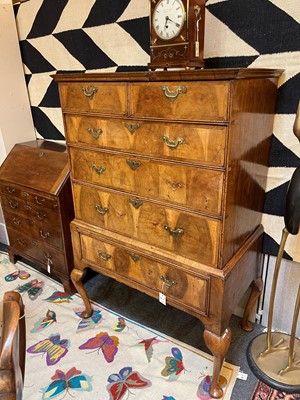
[
  {"left": 237, "top": 371, "right": 248, "bottom": 381},
  {"left": 159, "top": 292, "right": 167, "bottom": 306}
]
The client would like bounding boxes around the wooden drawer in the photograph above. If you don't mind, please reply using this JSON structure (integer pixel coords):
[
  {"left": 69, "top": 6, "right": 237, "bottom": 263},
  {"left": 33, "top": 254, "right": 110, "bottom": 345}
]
[
  {"left": 0, "top": 185, "right": 58, "bottom": 210},
  {"left": 4, "top": 209, "right": 62, "bottom": 250},
  {"left": 59, "top": 82, "right": 127, "bottom": 115},
  {"left": 7, "top": 228, "right": 65, "bottom": 274},
  {"left": 65, "top": 115, "right": 227, "bottom": 167},
  {"left": 79, "top": 232, "right": 210, "bottom": 315},
  {"left": 130, "top": 81, "right": 230, "bottom": 122},
  {"left": 73, "top": 183, "right": 220, "bottom": 266},
  {"left": 69, "top": 147, "right": 224, "bottom": 215}
]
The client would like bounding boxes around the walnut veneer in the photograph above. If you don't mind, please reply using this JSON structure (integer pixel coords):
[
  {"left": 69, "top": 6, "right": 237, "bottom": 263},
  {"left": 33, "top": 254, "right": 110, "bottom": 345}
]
[
  {"left": 54, "top": 68, "right": 282, "bottom": 398},
  {"left": 0, "top": 140, "right": 75, "bottom": 293}
]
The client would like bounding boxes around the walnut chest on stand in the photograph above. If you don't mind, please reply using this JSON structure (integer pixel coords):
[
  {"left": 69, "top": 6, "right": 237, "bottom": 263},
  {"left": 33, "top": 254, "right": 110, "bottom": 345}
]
[
  {"left": 53, "top": 68, "right": 282, "bottom": 398},
  {"left": 0, "top": 140, "right": 75, "bottom": 293}
]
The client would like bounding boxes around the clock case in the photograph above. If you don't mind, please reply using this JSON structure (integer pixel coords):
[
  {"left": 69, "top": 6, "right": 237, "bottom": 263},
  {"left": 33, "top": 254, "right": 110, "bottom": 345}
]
[{"left": 148, "top": 0, "right": 207, "bottom": 70}]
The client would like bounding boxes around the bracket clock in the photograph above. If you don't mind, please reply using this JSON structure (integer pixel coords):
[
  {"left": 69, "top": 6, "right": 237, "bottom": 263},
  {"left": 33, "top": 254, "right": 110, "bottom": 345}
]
[{"left": 148, "top": 0, "right": 207, "bottom": 70}]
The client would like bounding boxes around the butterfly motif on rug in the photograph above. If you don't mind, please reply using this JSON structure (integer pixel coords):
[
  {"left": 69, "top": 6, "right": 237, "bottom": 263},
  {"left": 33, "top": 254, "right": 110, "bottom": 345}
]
[
  {"left": 161, "top": 347, "right": 186, "bottom": 380},
  {"left": 138, "top": 336, "right": 167, "bottom": 362},
  {"left": 14, "top": 279, "right": 44, "bottom": 300},
  {"left": 44, "top": 291, "right": 73, "bottom": 303},
  {"left": 114, "top": 317, "right": 127, "bottom": 332},
  {"left": 74, "top": 307, "right": 102, "bottom": 332},
  {"left": 5, "top": 269, "right": 30, "bottom": 281},
  {"left": 107, "top": 366, "right": 151, "bottom": 400},
  {"left": 31, "top": 309, "right": 57, "bottom": 333},
  {"left": 79, "top": 331, "right": 119, "bottom": 363},
  {"left": 27, "top": 334, "right": 69, "bottom": 366},
  {"left": 162, "top": 396, "right": 176, "bottom": 400},
  {"left": 41, "top": 367, "right": 93, "bottom": 399},
  {"left": 196, "top": 374, "right": 227, "bottom": 399}
]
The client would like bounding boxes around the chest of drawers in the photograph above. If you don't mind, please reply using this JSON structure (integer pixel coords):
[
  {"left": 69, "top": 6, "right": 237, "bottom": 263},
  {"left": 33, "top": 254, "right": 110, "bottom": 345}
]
[
  {"left": 0, "top": 140, "right": 75, "bottom": 293},
  {"left": 54, "top": 68, "right": 282, "bottom": 398}
]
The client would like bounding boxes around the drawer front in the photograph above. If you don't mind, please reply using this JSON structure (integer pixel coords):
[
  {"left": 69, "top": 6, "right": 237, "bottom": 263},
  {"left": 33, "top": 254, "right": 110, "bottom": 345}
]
[
  {"left": 1, "top": 195, "right": 60, "bottom": 226},
  {"left": 7, "top": 228, "right": 65, "bottom": 274},
  {"left": 59, "top": 82, "right": 127, "bottom": 114},
  {"left": 65, "top": 115, "right": 227, "bottom": 167},
  {"left": 130, "top": 81, "right": 230, "bottom": 122},
  {"left": 0, "top": 185, "right": 58, "bottom": 210},
  {"left": 80, "top": 232, "right": 209, "bottom": 315},
  {"left": 73, "top": 184, "right": 220, "bottom": 266},
  {"left": 4, "top": 209, "right": 62, "bottom": 250},
  {"left": 70, "top": 147, "right": 224, "bottom": 215}
]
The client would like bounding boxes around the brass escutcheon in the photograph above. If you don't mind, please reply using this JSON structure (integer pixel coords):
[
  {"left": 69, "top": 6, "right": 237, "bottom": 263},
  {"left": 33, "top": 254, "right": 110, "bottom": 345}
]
[
  {"left": 160, "top": 275, "right": 177, "bottom": 289},
  {"left": 92, "top": 163, "right": 106, "bottom": 175},
  {"left": 36, "top": 212, "right": 46, "bottom": 220},
  {"left": 162, "top": 135, "right": 185, "bottom": 149},
  {"left": 40, "top": 230, "right": 50, "bottom": 239},
  {"left": 87, "top": 127, "right": 103, "bottom": 140},
  {"left": 164, "top": 225, "right": 184, "bottom": 238},
  {"left": 35, "top": 196, "right": 45, "bottom": 205},
  {"left": 95, "top": 204, "right": 108, "bottom": 215},
  {"left": 129, "top": 198, "right": 143, "bottom": 209},
  {"left": 129, "top": 253, "right": 141, "bottom": 262},
  {"left": 98, "top": 250, "right": 112, "bottom": 261},
  {"left": 124, "top": 123, "right": 141, "bottom": 134},
  {"left": 82, "top": 85, "right": 98, "bottom": 100},
  {"left": 126, "top": 160, "right": 141, "bottom": 170},
  {"left": 161, "top": 86, "right": 186, "bottom": 102}
]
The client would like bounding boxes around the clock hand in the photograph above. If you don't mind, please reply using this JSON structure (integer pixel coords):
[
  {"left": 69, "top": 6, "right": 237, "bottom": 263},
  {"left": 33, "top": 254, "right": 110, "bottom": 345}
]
[{"left": 165, "top": 17, "right": 180, "bottom": 28}]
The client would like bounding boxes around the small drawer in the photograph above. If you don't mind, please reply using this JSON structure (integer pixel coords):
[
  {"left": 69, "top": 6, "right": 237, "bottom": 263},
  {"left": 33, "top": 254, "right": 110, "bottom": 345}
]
[
  {"left": 0, "top": 186, "right": 58, "bottom": 210},
  {"left": 59, "top": 82, "right": 127, "bottom": 115},
  {"left": 72, "top": 183, "right": 220, "bottom": 267},
  {"left": 130, "top": 81, "right": 230, "bottom": 122},
  {"left": 70, "top": 147, "right": 224, "bottom": 215},
  {"left": 79, "top": 232, "right": 210, "bottom": 316},
  {"left": 65, "top": 115, "right": 227, "bottom": 167}
]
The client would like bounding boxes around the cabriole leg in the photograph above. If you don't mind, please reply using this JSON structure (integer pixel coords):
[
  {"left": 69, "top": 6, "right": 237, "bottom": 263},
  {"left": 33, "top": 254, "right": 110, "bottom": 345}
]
[
  {"left": 242, "top": 277, "right": 263, "bottom": 332},
  {"left": 71, "top": 267, "right": 92, "bottom": 318}
]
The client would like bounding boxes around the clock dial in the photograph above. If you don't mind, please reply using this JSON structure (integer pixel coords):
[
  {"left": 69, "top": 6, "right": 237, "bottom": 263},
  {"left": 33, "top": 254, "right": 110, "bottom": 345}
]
[{"left": 153, "top": 0, "right": 186, "bottom": 41}]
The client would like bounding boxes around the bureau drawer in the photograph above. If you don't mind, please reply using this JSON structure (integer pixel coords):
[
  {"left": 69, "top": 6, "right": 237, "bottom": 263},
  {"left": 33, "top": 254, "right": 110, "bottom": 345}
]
[
  {"left": 4, "top": 209, "right": 63, "bottom": 250},
  {"left": 70, "top": 147, "right": 224, "bottom": 215},
  {"left": 65, "top": 115, "right": 227, "bottom": 167},
  {"left": 73, "top": 183, "right": 220, "bottom": 266},
  {"left": 7, "top": 228, "right": 65, "bottom": 275},
  {"left": 0, "top": 185, "right": 58, "bottom": 209},
  {"left": 79, "top": 232, "right": 209, "bottom": 315},
  {"left": 130, "top": 81, "right": 230, "bottom": 122},
  {"left": 59, "top": 82, "right": 127, "bottom": 115}
]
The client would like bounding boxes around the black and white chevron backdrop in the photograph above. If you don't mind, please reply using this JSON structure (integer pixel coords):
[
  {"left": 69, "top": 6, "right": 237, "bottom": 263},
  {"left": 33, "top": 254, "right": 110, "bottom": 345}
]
[{"left": 14, "top": 0, "right": 300, "bottom": 261}]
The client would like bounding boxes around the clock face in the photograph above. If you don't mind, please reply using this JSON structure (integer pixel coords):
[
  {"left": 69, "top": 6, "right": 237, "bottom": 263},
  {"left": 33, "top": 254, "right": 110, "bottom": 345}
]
[{"left": 153, "top": 0, "right": 186, "bottom": 41}]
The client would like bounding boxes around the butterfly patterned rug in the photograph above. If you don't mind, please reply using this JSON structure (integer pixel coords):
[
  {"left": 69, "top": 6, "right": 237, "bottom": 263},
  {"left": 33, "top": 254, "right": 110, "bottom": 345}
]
[{"left": 0, "top": 252, "right": 239, "bottom": 400}]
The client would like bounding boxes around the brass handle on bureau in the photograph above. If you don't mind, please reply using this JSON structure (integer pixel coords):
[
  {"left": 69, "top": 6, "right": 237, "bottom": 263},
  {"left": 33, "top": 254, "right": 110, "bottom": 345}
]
[
  {"left": 95, "top": 204, "right": 108, "bottom": 215},
  {"left": 129, "top": 253, "right": 141, "bottom": 262},
  {"left": 36, "top": 212, "right": 46, "bottom": 220},
  {"left": 164, "top": 225, "right": 184, "bottom": 238},
  {"left": 126, "top": 160, "right": 141, "bottom": 170},
  {"left": 17, "top": 239, "right": 27, "bottom": 247},
  {"left": 161, "top": 86, "right": 186, "bottom": 102},
  {"left": 160, "top": 276, "right": 177, "bottom": 289},
  {"left": 9, "top": 200, "right": 18, "bottom": 209},
  {"left": 40, "top": 230, "right": 50, "bottom": 239},
  {"left": 24, "top": 204, "right": 31, "bottom": 211},
  {"left": 13, "top": 218, "right": 20, "bottom": 226},
  {"left": 129, "top": 198, "right": 143, "bottom": 209},
  {"left": 82, "top": 85, "right": 98, "bottom": 100},
  {"left": 98, "top": 250, "right": 112, "bottom": 261},
  {"left": 87, "top": 127, "right": 102, "bottom": 140},
  {"left": 6, "top": 186, "right": 15, "bottom": 194},
  {"left": 92, "top": 163, "right": 106, "bottom": 175},
  {"left": 162, "top": 135, "right": 185, "bottom": 149},
  {"left": 124, "top": 123, "right": 140, "bottom": 134},
  {"left": 35, "top": 196, "right": 45, "bottom": 205}
]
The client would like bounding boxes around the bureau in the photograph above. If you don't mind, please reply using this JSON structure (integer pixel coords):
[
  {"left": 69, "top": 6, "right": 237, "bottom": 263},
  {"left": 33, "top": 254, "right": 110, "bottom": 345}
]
[
  {"left": 54, "top": 68, "right": 282, "bottom": 398},
  {"left": 0, "top": 140, "right": 75, "bottom": 293}
]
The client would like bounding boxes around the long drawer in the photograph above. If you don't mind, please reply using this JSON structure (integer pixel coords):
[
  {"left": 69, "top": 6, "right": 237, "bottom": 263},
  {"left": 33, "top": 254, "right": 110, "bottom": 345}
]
[
  {"left": 65, "top": 115, "right": 227, "bottom": 167},
  {"left": 79, "top": 231, "right": 210, "bottom": 316},
  {"left": 69, "top": 147, "right": 224, "bottom": 215},
  {"left": 72, "top": 183, "right": 220, "bottom": 266},
  {"left": 0, "top": 185, "right": 58, "bottom": 210},
  {"left": 130, "top": 81, "right": 230, "bottom": 122}
]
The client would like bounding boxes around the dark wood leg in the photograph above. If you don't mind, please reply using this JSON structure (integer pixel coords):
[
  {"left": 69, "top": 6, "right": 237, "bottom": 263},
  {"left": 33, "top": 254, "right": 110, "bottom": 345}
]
[
  {"left": 71, "top": 267, "right": 92, "bottom": 318},
  {"left": 60, "top": 276, "right": 76, "bottom": 295},
  {"left": 241, "top": 277, "right": 262, "bottom": 332},
  {"left": 203, "top": 327, "right": 231, "bottom": 399},
  {"left": 8, "top": 247, "right": 17, "bottom": 264}
]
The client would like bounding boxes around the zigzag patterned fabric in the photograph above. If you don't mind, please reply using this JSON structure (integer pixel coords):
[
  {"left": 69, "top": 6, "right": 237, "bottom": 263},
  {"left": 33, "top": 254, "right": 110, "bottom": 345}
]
[{"left": 14, "top": 0, "right": 300, "bottom": 261}]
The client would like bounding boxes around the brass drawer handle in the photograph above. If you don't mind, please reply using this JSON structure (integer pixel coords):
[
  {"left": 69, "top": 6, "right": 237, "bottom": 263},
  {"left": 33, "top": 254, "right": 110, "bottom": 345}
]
[
  {"left": 24, "top": 203, "right": 31, "bottom": 211},
  {"left": 36, "top": 212, "right": 47, "bottom": 220},
  {"left": 164, "top": 225, "right": 184, "bottom": 238},
  {"left": 162, "top": 135, "right": 185, "bottom": 149},
  {"left": 124, "top": 123, "right": 140, "bottom": 134},
  {"left": 17, "top": 238, "right": 27, "bottom": 247},
  {"left": 160, "top": 276, "right": 177, "bottom": 289},
  {"left": 95, "top": 204, "right": 108, "bottom": 215},
  {"left": 40, "top": 230, "right": 50, "bottom": 239},
  {"left": 126, "top": 160, "right": 141, "bottom": 170},
  {"left": 13, "top": 218, "right": 20, "bottom": 226},
  {"left": 32, "top": 240, "right": 38, "bottom": 245},
  {"left": 129, "top": 198, "right": 143, "bottom": 209},
  {"left": 92, "top": 163, "right": 106, "bottom": 175},
  {"left": 82, "top": 85, "right": 98, "bottom": 100},
  {"left": 129, "top": 253, "right": 141, "bottom": 262},
  {"left": 9, "top": 200, "right": 18, "bottom": 209},
  {"left": 161, "top": 86, "right": 186, "bottom": 102},
  {"left": 43, "top": 251, "right": 52, "bottom": 260},
  {"left": 6, "top": 186, "right": 15, "bottom": 194},
  {"left": 165, "top": 179, "right": 184, "bottom": 191},
  {"left": 21, "top": 191, "right": 29, "bottom": 198},
  {"left": 35, "top": 196, "right": 45, "bottom": 205},
  {"left": 87, "top": 127, "right": 102, "bottom": 140},
  {"left": 98, "top": 250, "right": 112, "bottom": 261}
]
